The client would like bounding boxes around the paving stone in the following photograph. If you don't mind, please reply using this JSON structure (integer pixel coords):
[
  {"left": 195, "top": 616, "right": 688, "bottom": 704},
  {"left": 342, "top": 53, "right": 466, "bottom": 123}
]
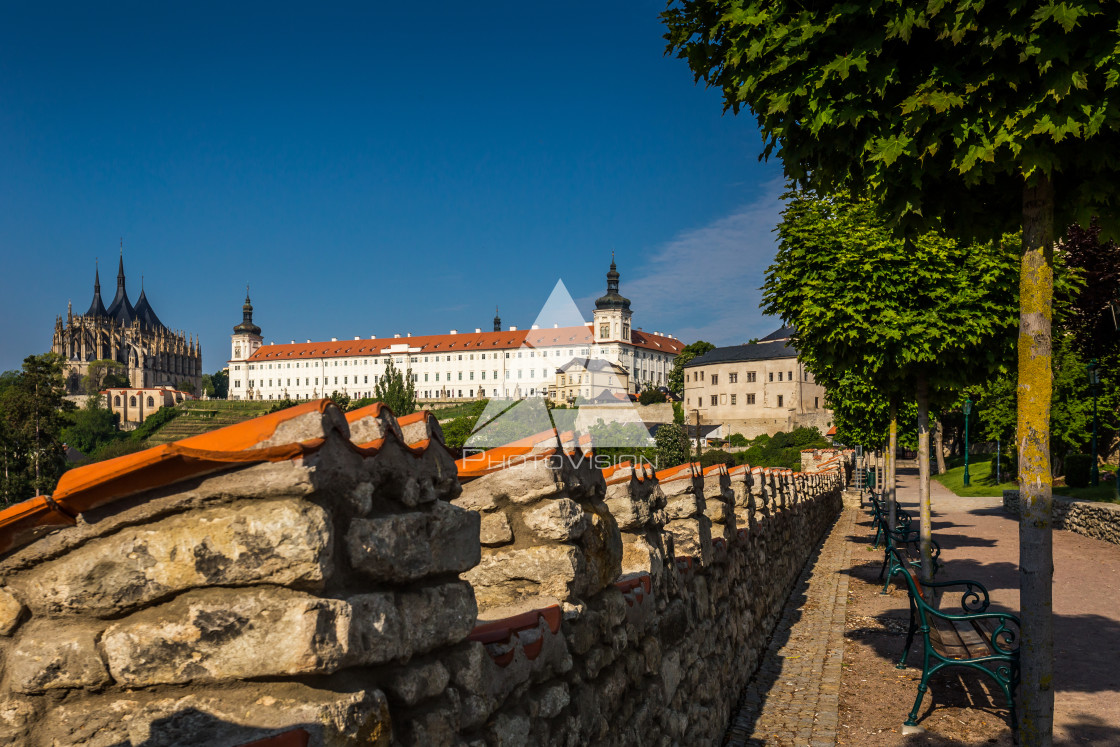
[{"left": 725, "top": 509, "right": 854, "bottom": 746}]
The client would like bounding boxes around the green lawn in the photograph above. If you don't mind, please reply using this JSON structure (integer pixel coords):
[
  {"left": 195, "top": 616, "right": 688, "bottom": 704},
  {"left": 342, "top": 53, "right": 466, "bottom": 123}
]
[
  {"left": 934, "top": 459, "right": 1017, "bottom": 497},
  {"left": 934, "top": 458, "right": 1120, "bottom": 504}
]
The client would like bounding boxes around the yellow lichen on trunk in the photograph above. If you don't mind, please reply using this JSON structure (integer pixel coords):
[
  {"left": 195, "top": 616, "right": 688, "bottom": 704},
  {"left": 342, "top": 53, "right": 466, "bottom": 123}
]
[{"left": 1018, "top": 174, "right": 1055, "bottom": 747}]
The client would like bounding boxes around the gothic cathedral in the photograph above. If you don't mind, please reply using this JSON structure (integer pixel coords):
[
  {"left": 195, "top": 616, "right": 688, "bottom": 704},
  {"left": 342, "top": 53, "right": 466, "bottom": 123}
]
[{"left": 52, "top": 254, "right": 202, "bottom": 394}]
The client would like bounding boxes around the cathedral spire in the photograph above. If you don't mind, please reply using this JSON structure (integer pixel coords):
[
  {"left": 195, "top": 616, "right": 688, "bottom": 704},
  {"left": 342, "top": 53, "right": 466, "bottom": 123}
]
[
  {"left": 106, "top": 244, "right": 135, "bottom": 324},
  {"left": 85, "top": 259, "right": 108, "bottom": 318},
  {"left": 493, "top": 305, "right": 501, "bottom": 332}
]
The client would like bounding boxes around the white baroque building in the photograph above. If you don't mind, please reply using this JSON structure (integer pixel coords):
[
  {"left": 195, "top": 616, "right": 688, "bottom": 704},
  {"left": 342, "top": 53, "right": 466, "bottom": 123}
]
[{"left": 227, "top": 262, "right": 684, "bottom": 402}]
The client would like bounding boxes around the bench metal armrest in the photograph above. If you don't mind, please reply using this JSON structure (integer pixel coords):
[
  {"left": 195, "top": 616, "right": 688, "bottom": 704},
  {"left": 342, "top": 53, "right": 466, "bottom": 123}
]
[{"left": 920, "top": 578, "right": 991, "bottom": 612}]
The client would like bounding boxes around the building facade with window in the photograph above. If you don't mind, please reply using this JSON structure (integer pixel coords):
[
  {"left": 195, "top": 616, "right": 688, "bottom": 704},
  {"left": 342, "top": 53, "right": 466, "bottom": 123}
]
[
  {"left": 103, "top": 386, "right": 196, "bottom": 425},
  {"left": 227, "top": 262, "right": 685, "bottom": 402},
  {"left": 682, "top": 326, "right": 832, "bottom": 439},
  {"left": 550, "top": 358, "right": 631, "bottom": 403}
]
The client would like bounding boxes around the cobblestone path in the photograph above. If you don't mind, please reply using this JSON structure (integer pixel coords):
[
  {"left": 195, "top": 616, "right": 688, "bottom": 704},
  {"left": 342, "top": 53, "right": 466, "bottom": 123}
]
[{"left": 726, "top": 509, "right": 855, "bottom": 746}]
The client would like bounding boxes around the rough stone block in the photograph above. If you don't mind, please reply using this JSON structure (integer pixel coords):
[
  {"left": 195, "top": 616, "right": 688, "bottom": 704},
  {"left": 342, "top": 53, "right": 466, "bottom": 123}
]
[
  {"left": 398, "top": 581, "right": 477, "bottom": 654},
  {"left": 523, "top": 498, "right": 588, "bottom": 541},
  {"left": 0, "top": 588, "right": 24, "bottom": 635},
  {"left": 347, "top": 592, "right": 406, "bottom": 665},
  {"left": 384, "top": 660, "right": 450, "bottom": 706},
  {"left": 37, "top": 683, "right": 390, "bottom": 747},
  {"left": 346, "top": 501, "right": 480, "bottom": 582},
  {"left": 479, "top": 511, "right": 514, "bottom": 546},
  {"left": 8, "top": 622, "right": 109, "bottom": 694},
  {"left": 464, "top": 546, "right": 585, "bottom": 609},
  {"left": 466, "top": 457, "right": 563, "bottom": 505},
  {"left": 15, "top": 499, "right": 333, "bottom": 617},
  {"left": 101, "top": 587, "right": 351, "bottom": 686}
]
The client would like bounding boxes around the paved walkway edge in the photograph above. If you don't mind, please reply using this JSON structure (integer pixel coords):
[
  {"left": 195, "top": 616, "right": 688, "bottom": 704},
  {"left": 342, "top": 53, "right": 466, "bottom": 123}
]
[{"left": 726, "top": 508, "right": 855, "bottom": 746}]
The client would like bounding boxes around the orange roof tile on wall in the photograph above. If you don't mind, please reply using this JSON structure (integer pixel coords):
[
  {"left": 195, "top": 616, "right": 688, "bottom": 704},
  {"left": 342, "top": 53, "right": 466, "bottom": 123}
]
[
  {"left": 454, "top": 427, "right": 560, "bottom": 480},
  {"left": 50, "top": 400, "right": 335, "bottom": 516},
  {"left": 0, "top": 496, "right": 77, "bottom": 555},
  {"left": 655, "top": 463, "right": 694, "bottom": 483},
  {"left": 236, "top": 728, "right": 310, "bottom": 747}
]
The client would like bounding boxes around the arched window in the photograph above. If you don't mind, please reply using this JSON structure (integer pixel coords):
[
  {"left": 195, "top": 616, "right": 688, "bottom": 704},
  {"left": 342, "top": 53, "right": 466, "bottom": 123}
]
[
  {"left": 114, "top": 395, "right": 121, "bottom": 406},
  {"left": 147, "top": 396, "right": 155, "bottom": 407},
  {"left": 129, "top": 396, "right": 137, "bottom": 406}
]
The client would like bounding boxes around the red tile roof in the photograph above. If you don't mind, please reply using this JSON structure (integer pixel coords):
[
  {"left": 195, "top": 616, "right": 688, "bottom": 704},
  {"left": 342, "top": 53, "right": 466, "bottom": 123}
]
[{"left": 247, "top": 326, "right": 685, "bottom": 362}]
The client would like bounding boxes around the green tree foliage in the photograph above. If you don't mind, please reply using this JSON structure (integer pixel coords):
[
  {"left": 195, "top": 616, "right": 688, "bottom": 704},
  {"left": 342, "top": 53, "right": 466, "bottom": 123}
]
[
  {"left": 728, "top": 433, "right": 748, "bottom": 447},
  {"left": 81, "top": 359, "right": 128, "bottom": 395},
  {"left": 654, "top": 423, "right": 690, "bottom": 469},
  {"left": 763, "top": 188, "right": 1019, "bottom": 583},
  {"left": 0, "top": 354, "right": 73, "bottom": 502},
  {"left": 672, "top": 401, "right": 684, "bottom": 425},
  {"left": 176, "top": 381, "right": 196, "bottom": 395},
  {"left": 202, "top": 370, "right": 229, "bottom": 399},
  {"left": 665, "top": 6, "right": 1120, "bottom": 736},
  {"left": 637, "top": 384, "right": 668, "bottom": 405},
  {"left": 62, "top": 396, "right": 122, "bottom": 456},
  {"left": 374, "top": 359, "right": 417, "bottom": 417},
  {"left": 667, "top": 341, "right": 715, "bottom": 394}
]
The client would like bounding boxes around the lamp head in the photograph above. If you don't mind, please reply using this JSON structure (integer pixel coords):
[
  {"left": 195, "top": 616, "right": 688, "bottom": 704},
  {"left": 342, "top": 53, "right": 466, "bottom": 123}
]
[{"left": 963, "top": 398, "right": 972, "bottom": 416}]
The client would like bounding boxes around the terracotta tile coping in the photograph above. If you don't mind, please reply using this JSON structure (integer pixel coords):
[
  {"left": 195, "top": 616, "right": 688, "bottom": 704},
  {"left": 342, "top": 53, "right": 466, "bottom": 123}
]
[
  {"left": 237, "top": 728, "right": 310, "bottom": 747},
  {"left": 0, "top": 399, "right": 449, "bottom": 557}
]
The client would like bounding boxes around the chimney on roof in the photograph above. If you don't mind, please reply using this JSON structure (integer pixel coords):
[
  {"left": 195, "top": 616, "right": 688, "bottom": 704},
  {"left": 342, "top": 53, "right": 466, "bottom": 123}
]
[
  {"left": 509, "top": 326, "right": 517, "bottom": 331},
  {"left": 370, "top": 335, "right": 376, "bottom": 339},
  {"left": 394, "top": 333, "right": 400, "bottom": 338},
  {"left": 354, "top": 337, "right": 360, "bottom": 340},
  {"left": 655, "top": 331, "right": 660, "bottom": 336},
  {"left": 450, "top": 329, "right": 457, "bottom": 334},
  {"left": 306, "top": 339, "right": 311, "bottom": 343},
  {"left": 331, "top": 337, "right": 337, "bottom": 342},
  {"left": 553, "top": 323, "right": 558, "bottom": 328},
  {"left": 475, "top": 328, "right": 481, "bottom": 333},
  {"left": 290, "top": 340, "right": 295, "bottom": 344}
]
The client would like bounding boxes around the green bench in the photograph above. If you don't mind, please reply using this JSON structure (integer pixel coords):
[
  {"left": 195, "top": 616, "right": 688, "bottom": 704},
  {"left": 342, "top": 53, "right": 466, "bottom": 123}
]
[{"left": 891, "top": 545, "right": 1021, "bottom": 731}]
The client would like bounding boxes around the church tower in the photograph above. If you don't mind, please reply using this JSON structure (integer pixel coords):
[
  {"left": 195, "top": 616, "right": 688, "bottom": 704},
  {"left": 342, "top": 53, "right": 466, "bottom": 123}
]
[
  {"left": 592, "top": 256, "right": 632, "bottom": 344},
  {"left": 230, "top": 287, "right": 262, "bottom": 364}
]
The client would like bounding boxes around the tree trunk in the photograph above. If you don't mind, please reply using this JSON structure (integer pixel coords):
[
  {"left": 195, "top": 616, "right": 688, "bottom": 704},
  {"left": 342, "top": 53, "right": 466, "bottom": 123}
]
[
  {"left": 887, "top": 401, "right": 898, "bottom": 531},
  {"left": 1019, "top": 174, "right": 1055, "bottom": 747},
  {"left": 916, "top": 375, "right": 934, "bottom": 585},
  {"left": 934, "top": 414, "right": 947, "bottom": 476}
]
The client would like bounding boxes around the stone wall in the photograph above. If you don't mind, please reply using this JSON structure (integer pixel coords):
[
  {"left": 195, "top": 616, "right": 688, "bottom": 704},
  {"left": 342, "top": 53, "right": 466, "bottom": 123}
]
[
  {"left": 0, "top": 400, "right": 850, "bottom": 746},
  {"left": 1003, "top": 489, "right": 1120, "bottom": 545}
]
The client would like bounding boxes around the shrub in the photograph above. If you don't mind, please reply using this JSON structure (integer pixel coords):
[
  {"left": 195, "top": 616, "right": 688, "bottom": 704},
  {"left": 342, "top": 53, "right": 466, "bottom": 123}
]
[
  {"left": 1064, "top": 454, "right": 1093, "bottom": 488},
  {"left": 638, "top": 387, "right": 668, "bottom": 405},
  {"left": 728, "top": 433, "right": 748, "bottom": 447},
  {"left": 699, "top": 449, "right": 735, "bottom": 468}
]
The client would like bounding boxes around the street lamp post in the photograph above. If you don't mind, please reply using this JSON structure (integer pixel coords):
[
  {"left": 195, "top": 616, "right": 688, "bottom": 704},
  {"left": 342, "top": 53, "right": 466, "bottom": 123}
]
[
  {"left": 1088, "top": 360, "right": 1101, "bottom": 487},
  {"left": 963, "top": 398, "right": 973, "bottom": 487}
]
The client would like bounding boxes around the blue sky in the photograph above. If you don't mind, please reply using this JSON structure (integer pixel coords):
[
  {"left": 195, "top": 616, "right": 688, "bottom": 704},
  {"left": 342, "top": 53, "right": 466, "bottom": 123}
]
[{"left": 0, "top": 1, "right": 787, "bottom": 374}]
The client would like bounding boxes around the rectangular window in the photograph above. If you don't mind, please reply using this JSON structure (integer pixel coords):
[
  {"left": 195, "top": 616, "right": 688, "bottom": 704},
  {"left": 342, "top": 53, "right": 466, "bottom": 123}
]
[
  {"left": 700, "top": 371, "right": 704, "bottom": 380},
  {"left": 788, "top": 371, "right": 793, "bottom": 381},
  {"left": 729, "top": 373, "right": 738, "bottom": 384},
  {"left": 364, "top": 375, "right": 368, "bottom": 383},
  {"left": 747, "top": 372, "right": 756, "bottom": 382},
  {"left": 711, "top": 374, "right": 718, "bottom": 385},
  {"left": 435, "top": 372, "right": 440, "bottom": 381},
  {"left": 814, "top": 396, "right": 819, "bottom": 408},
  {"left": 458, "top": 372, "right": 463, "bottom": 380},
  {"left": 747, "top": 393, "right": 755, "bottom": 404},
  {"left": 710, "top": 394, "right": 718, "bottom": 406},
  {"left": 777, "top": 371, "right": 783, "bottom": 381},
  {"left": 777, "top": 394, "right": 784, "bottom": 407},
  {"left": 730, "top": 394, "right": 737, "bottom": 405},
  {"left": 769, "top": 372, "right": 774, "bottom": 382},
  {"left": 481, "top": 371, "right": 486, "bottom": 379},
  {"left": 424, "top": 373, "right": 429, "bottom": 381},
  {"left": 470, "top": 371, "right": 474, "bottom": 380}
]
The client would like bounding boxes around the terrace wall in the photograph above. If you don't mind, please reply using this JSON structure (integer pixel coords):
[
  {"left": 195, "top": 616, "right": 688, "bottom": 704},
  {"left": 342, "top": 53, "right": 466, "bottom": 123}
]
[{"left": 0, "top": 400, "right": 850, "bottom": 746}]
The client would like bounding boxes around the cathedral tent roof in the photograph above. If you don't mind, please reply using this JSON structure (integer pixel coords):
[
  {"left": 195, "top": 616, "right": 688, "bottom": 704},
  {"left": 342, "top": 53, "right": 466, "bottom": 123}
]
[
  {"left": 85, "top": 266, "right": 108, "bottom": 318},
  {"left": 105, "top": 255, "right": 135, "bottom": 325},
  {"left": 133, "top": 288, "right": 164, "bottom": 330}
]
